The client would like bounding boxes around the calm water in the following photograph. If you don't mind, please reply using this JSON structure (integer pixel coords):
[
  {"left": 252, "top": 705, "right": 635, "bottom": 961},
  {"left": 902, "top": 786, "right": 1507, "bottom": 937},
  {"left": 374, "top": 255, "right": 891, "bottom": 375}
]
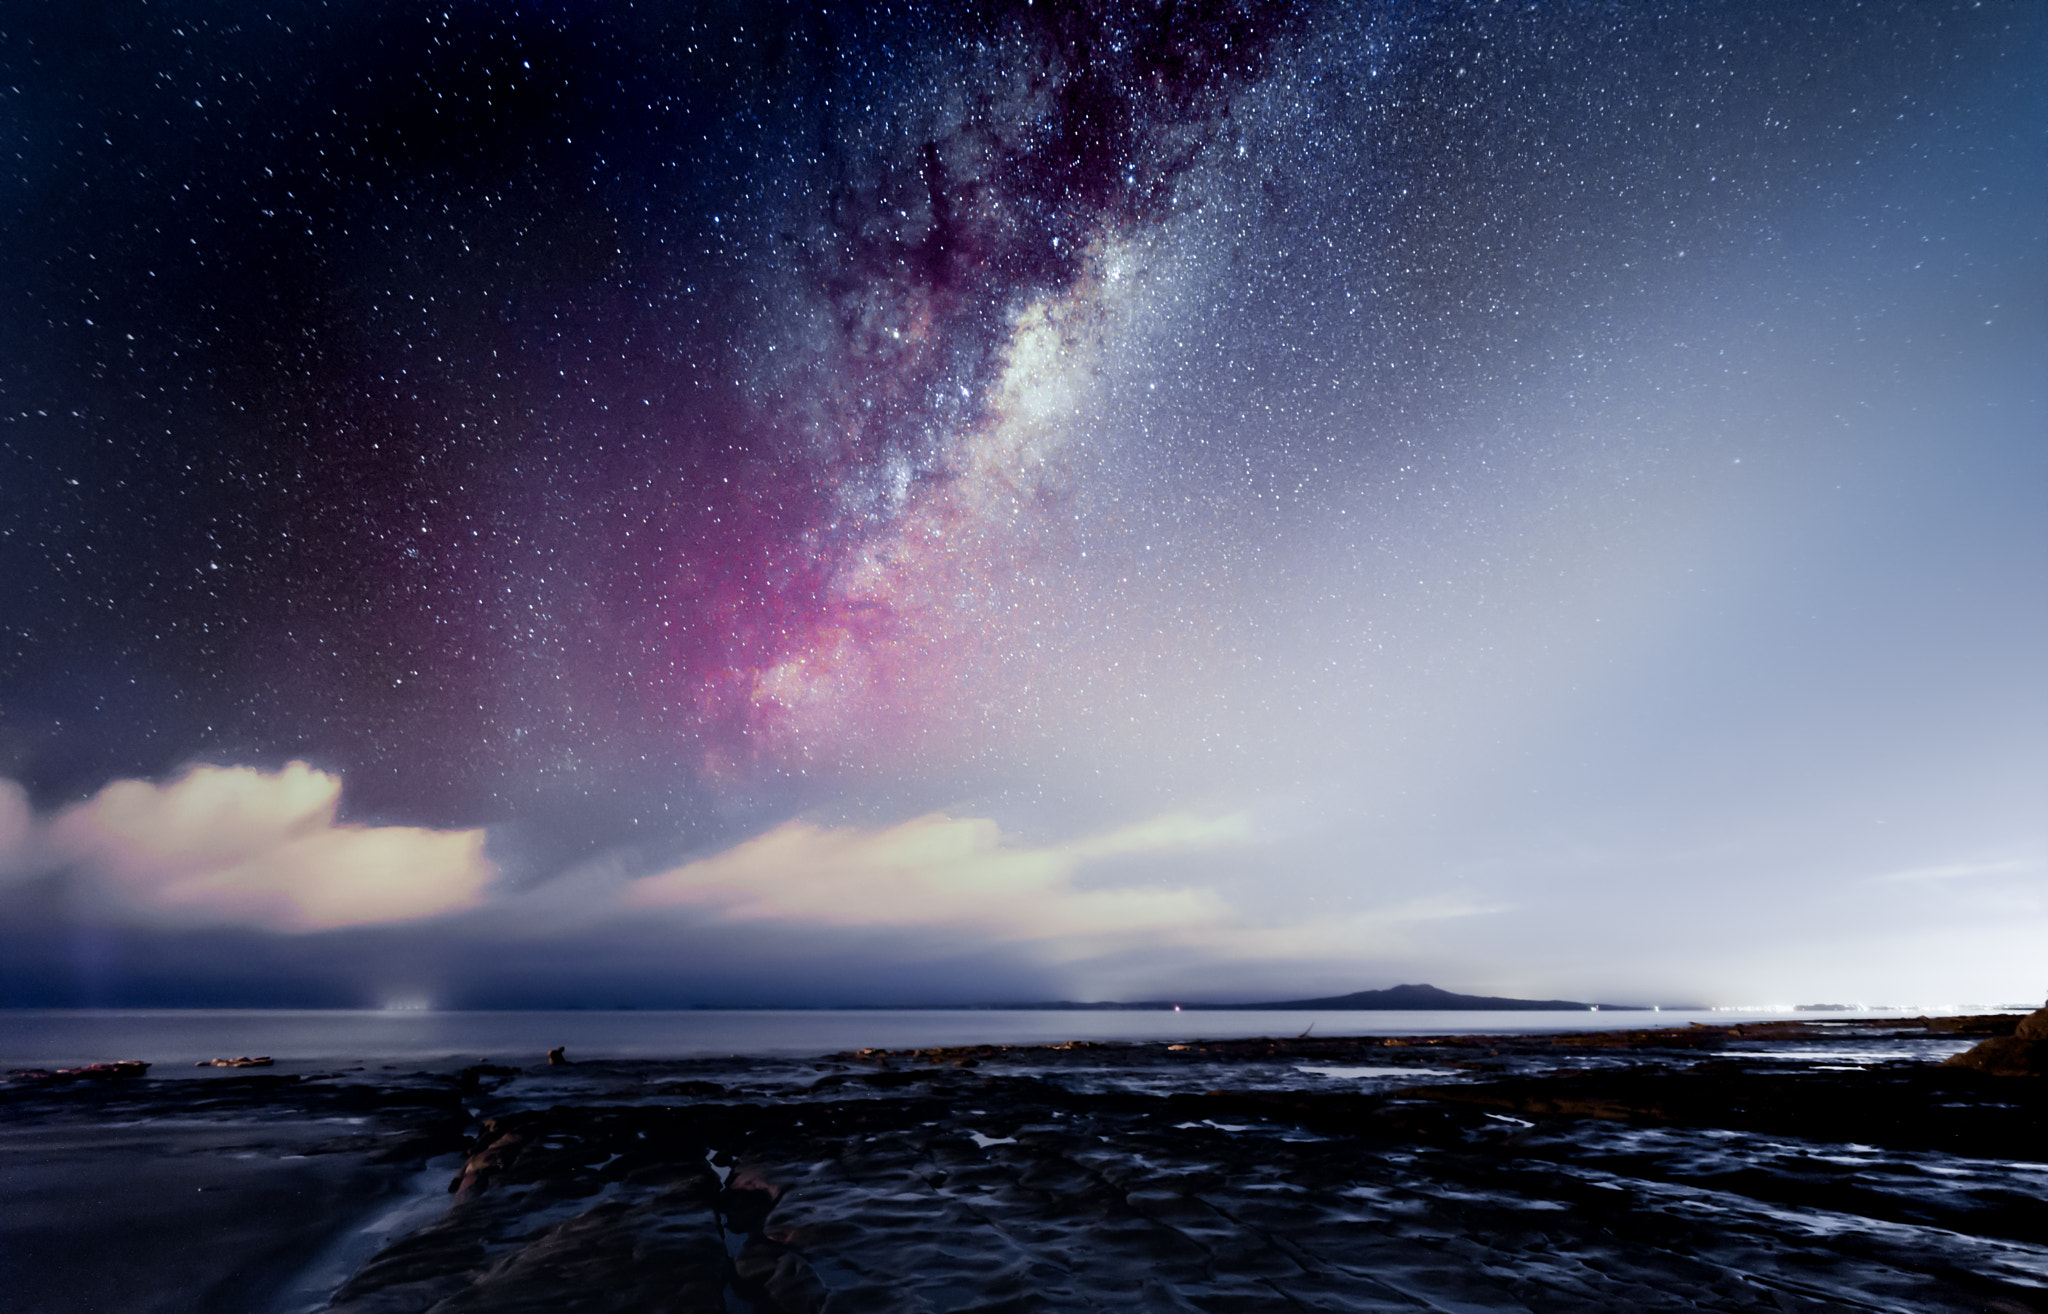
[{"left": 0, "top": 1007, "right": 1956, "bottom": 1071}]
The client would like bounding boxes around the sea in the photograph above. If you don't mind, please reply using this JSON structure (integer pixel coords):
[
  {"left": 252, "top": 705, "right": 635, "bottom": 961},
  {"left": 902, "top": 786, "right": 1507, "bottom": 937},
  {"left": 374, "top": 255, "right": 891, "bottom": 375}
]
[{"left": 0, "top": 1006, "right": 1967, "bottom": 1072}]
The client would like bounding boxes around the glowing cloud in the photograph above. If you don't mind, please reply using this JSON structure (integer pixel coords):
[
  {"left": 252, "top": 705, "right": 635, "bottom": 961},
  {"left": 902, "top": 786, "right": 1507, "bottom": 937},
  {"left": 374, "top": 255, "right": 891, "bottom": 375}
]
[
  {"left": 621, "top": 810, "right": 1246, "bottom": 943},
  {"left": 46, "top": 762, "right": 493, "bottom": 931},
  {"left": 617, "top": 807, "right": 1508, "bottom": 988}
]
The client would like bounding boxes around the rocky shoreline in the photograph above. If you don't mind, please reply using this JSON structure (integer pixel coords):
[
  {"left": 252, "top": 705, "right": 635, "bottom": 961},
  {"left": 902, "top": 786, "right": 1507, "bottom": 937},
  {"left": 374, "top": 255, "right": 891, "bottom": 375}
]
[{"left": 4, "top": 1013, "right": 2045, "bottom": 1312}]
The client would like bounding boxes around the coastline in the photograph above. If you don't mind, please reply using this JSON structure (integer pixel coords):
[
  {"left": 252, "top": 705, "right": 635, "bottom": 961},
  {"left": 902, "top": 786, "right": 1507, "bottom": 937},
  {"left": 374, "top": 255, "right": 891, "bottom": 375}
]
[
  {"left": 0, "top": 1005, "right": 1999, "bottom": 1074},
  {"left": 5, "top": 1014, "right": 2044, "bottom": 1312}
]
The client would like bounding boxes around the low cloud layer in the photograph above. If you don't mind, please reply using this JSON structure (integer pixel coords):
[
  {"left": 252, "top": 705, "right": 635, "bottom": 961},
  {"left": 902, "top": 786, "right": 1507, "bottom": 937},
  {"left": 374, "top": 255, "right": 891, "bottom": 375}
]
[
  {"left": 5, "top": 762, "right": 493, "bottom": 931},
  {"left": 0, "top": 763, "right": 1513, "bottom": 1003},
  {"left": 621, "top": 812, "right": 1250, "bottom": 948},
  {"left": 613, "top": 811, "right": 1509, "bottom": 995}
]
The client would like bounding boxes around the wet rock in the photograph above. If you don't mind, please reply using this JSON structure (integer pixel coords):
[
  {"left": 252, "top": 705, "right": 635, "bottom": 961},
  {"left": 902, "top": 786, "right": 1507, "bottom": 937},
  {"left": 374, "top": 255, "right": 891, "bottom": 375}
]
[
  {"left": 329, "top": 1192, "right": 728, "bottom": 1314},
  {"left": 1920, "top": 1012, "right": 2026, "bottom": 1036},
  {"left": 0, "top": 1065, "right": 471, "bottom": 1314},
  {"left": 4, "top": 1059, "right": 150, "bottom": 1084},
  {"left": 1412, "top": 1061, "right": 2048, "bottom": 1158},
  {"left": 1945, "top": 1006, "right": 2048, "bottom": 1075},
  {"left": 27, "top": 1028, "right": 2037, "bottom": 1313},
  {"left": 718, "top": 1168, "right": 782, "bottom": 1233},
  {"left": 457, "top": 1062, "right": 519, "bottom": 1093},
  {"left": 732, "top": 1235, "right": 828, "bottom": 1314},
  {"left": 1943, "top": 1035, "right": 2048, "bottom": 1076},
  {"left": 650, "top": 1078, "right": 726, "bottom": 1097}
]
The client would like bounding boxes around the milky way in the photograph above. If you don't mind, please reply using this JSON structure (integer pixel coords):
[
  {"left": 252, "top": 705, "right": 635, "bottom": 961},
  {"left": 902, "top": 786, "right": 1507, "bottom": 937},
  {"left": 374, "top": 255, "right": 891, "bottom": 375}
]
[
  {"left": 631, "top": 0, "right": 1299, "bottom": 784},
  {"left": 6, "top": 0, "right": 1317, "bottom": 823},
  {"left": 3, "top": 1, "right": 2043, "bottom": 1005}
]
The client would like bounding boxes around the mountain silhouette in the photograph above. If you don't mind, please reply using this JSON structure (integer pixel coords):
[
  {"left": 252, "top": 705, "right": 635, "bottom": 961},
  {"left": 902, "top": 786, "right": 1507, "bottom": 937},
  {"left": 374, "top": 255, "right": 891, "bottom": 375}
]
[{"left": 1234, "top": 982, "right": 1633, "bottom": 1011}]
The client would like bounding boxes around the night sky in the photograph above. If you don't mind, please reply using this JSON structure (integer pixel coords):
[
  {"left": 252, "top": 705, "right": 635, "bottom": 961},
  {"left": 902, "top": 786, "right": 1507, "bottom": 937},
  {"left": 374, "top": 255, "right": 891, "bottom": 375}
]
[{"left": 2, "top": 0, "right": 2043, "bottom": 1008}]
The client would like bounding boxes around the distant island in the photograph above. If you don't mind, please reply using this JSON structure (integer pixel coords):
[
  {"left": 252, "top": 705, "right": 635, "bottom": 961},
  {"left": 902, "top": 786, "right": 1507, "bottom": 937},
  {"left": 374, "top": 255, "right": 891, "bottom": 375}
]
[{"left": 977, "top": 983, "right": 1652, "bottom": 1012}]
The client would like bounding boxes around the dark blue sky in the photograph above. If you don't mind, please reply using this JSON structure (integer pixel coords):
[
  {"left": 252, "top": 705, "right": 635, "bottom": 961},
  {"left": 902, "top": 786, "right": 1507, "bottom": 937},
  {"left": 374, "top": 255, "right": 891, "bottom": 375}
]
[{"left": 2, "top": 0, "right": 2043, "bottom": 1008}]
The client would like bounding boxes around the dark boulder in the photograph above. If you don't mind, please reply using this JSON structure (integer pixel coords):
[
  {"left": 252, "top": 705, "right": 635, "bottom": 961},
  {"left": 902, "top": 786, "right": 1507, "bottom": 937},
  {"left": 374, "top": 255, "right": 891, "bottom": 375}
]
[{"left": 1944, "top": 1007, "right": 2048, "bottom": 1076}]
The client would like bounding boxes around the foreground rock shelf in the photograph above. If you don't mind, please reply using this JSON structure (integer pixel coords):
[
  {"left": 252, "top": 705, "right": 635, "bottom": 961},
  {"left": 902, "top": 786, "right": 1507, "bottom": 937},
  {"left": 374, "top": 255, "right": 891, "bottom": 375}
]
[{"left": 5, "top": 1015, "right": 2045, "bottom": 1312}]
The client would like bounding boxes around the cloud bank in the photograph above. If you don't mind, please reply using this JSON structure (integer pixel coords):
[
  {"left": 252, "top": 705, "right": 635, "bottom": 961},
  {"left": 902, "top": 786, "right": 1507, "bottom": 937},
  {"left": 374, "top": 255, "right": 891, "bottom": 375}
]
[
  {"left": 5, "top": 763, "right": 493, "bottom": 931},
  {"left": 621, "top": 811, "right": 1249, "bottom": 947},
  {"left": 44, "top": 759, "right": 2032, "bottom": 1010},
  {"left": 2, "top": 764, "right": 1463, "bottom": 987}
]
